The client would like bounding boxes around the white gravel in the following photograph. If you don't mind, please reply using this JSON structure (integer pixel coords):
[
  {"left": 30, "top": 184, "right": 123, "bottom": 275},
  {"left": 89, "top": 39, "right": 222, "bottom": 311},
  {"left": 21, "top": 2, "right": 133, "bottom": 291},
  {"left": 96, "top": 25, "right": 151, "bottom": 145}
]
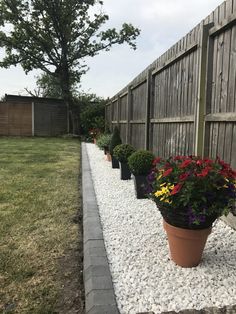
[{"left": 86, "top": 143, "right": 236, "bottom": 314}]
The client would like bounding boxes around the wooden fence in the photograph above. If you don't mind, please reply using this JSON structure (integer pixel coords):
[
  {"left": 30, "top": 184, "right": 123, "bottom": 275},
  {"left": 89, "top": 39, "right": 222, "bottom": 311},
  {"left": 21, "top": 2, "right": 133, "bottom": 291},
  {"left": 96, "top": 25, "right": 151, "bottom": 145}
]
[
  {"left": 0, "top": 95, "right": 67, "bottom": 136},
  {"left": 106, "top": 0, "right": 236, "bottom": 171}
]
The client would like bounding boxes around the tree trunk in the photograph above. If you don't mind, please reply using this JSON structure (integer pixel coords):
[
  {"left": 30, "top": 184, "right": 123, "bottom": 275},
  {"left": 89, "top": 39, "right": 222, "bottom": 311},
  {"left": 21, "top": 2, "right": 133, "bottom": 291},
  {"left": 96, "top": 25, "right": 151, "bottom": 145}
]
[{"left": 59, "top": 69, "right": 81, "bottom": 135}]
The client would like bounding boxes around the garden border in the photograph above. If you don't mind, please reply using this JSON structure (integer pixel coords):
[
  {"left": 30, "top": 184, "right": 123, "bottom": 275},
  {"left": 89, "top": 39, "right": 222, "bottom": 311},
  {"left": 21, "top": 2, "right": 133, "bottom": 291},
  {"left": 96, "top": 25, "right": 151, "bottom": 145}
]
[
  {"left": 82, "top": 143, "right": 120, "bottom": 314},
  {"left": 83, "top": 143, "right": 236, "bottom": 314}
]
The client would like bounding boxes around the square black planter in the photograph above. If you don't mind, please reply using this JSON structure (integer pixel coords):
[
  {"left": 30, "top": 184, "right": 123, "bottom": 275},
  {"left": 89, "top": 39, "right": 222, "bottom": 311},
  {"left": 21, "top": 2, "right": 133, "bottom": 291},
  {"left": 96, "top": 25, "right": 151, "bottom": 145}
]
[
  {"left": 119, "top": 162, "right": 131, "bottom": 180},
  {"left": 134, "top": 175, "right": 148, "bottom": 199},
  {"left": 111, "top": 155, "right": 119, "bottom": 168}
]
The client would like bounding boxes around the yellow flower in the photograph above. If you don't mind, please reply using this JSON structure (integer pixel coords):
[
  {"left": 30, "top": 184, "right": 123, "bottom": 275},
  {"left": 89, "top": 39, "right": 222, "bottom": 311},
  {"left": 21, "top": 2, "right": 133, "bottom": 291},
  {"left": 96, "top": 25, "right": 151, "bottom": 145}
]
[{"left": 154, "top": 183, "right": 174, "bottom": 198}]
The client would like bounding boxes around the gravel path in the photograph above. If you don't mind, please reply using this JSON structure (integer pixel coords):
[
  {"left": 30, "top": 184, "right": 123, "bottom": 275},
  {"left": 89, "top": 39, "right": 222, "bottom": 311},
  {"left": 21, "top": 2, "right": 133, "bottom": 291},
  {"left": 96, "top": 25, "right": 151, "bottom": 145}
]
[{"left": 86, "top": 143, "right": 236, "bottom": 314}]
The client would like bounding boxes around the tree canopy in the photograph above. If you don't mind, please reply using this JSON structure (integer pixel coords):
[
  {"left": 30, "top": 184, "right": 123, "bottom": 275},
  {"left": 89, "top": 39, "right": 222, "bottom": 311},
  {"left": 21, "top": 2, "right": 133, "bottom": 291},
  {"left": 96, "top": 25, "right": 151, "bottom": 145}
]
[{"left": 0, "top": 0, "right": 140, "bottom": 104}]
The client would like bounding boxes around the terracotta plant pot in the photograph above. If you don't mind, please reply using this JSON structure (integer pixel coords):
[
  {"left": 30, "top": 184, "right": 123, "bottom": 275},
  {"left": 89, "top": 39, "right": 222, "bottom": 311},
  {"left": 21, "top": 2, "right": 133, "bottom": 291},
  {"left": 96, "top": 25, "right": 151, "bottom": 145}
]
[
  {"left": 106, "top": 152, "right": 112, "bottom": 162},
  {"left": 119, "top": 162, "right": 131, "bottom": 180},
  {"left": 104, "top": 145, "right": 109, "bottom": 155},
  {"left": 163, "top": 220, "right": 212, "bottom": 268}
]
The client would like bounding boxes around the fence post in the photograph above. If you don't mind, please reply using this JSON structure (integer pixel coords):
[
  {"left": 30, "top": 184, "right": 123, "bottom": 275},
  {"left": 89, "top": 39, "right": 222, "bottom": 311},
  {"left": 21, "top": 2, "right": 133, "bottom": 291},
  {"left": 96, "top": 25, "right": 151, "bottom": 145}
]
[
  {"left": 32, "top": 102, "right": 35, "bottom": 136},
  {"left": 126, "top": 86, "right": 132, "bottom": 144},
  {"left": 145, "top": 69, "right": 152, "bottom": 150},
  {"left": 105, "top": 103, "right": 108, "bottom": 132},
  {"left": 117, "top": 96, "right": 121, "bottom": 129},
  {"left": 195, "top": 22, "right": 214, "bottom": 157}
]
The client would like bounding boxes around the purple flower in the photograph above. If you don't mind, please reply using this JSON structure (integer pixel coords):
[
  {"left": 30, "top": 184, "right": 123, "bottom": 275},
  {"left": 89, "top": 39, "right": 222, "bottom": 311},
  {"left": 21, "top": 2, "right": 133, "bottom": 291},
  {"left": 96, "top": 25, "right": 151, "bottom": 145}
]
[
  {"left": 147, "top": 171, "right": 156, "bottom": 183},
  {"left": 143, "top": 184, "right": 153, "bottom": 194},
  {"left": 187, "top": 207, "right": 206, "bottom": 225}
]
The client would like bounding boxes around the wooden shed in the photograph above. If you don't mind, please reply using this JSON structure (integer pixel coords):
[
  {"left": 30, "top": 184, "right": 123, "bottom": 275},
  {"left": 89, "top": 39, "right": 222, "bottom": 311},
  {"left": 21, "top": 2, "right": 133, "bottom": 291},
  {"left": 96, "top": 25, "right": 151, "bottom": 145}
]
[{"left": 0, "top": 95, "right": 68, "bottom": 136}]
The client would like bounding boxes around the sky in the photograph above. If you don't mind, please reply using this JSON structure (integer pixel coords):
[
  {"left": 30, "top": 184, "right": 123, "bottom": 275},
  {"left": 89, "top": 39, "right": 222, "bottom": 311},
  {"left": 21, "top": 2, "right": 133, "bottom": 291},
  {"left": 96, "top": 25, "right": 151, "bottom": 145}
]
[{"left": 0, "top": 0, "right": 224, "bottom": 99}]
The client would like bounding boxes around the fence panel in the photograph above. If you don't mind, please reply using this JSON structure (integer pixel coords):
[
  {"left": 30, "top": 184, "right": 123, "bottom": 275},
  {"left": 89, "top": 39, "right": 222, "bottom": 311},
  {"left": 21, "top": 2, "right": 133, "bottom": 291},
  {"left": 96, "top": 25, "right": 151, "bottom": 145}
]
[
  {"left": 0, "top": 102, "right": 32, "bottom": 136},
  {"left": 204, "top": 5, "right": 236, "bottom": 171},
  {"left": 34, "top": 102, "right": 67, "bottom": 136},
  {"left": 0, "top": 102, "right": 8, "bottom": 135}
]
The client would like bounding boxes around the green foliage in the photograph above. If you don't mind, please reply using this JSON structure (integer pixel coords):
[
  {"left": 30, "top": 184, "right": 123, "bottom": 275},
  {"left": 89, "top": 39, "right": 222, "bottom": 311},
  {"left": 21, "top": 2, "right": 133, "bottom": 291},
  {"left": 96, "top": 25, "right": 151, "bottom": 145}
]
[
  {"left": 109, "top": 126, "right": 122, "bottom": 155},
  {"left": 80, "top": 102, "right": 105, "bottom": 136},
  {"left": 96, "top": 133, "right": 112, "bottom": 150},
  {"left": 34, "top": 73, "right": 79, "bottom": 98},
  {"left": 0, "top": 0, "right": 140, "bottom": 107},
  {"left": 128, "top": 150, "right": 155, "bottom": 175},
  {"left": 113, "top": 144, "right": 135, "bottom": 163}
]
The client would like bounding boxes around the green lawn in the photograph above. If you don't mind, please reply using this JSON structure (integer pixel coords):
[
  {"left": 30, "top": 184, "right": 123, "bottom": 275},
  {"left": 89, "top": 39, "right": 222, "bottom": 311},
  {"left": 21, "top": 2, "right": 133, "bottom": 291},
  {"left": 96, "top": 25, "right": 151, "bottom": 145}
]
[{"left": 0, "top": 137, "right": 83, "bottom": 314}]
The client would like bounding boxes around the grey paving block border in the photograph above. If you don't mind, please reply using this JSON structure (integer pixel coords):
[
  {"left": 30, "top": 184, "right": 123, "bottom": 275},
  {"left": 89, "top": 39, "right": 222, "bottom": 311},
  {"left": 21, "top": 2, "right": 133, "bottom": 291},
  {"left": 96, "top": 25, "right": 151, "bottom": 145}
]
[{"left": 82, "top": 143, "right": 120, "bottom": 314}]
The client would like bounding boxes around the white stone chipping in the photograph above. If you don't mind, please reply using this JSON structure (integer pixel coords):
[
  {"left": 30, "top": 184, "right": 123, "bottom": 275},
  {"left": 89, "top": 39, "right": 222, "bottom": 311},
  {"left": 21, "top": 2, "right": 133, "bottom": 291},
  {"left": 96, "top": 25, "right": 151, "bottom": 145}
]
[{"left": 86, "top": 143, "right": 236, "bottom": 314}]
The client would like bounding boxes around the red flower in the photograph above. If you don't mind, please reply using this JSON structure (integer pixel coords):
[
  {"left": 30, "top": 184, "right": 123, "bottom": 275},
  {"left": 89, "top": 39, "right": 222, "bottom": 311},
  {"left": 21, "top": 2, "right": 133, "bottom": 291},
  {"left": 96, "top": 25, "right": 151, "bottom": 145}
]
[
  {"left": 179, "top": 159, "right": 192, "bottom": 168},
  {"left": 171, "top": 183, "right": 183, "bottom": 195},
  {"left": 196, "top": 166, "right": 212, "bottom": 177},
  {"left": 164, "top": 162, "right": 171, "bottom": 169},
  {"left": 152, "top": 157, "right": 162, "bottom": 166},
  {"left": 218, "top": 159, "right": 229, "bottom": 169},
  {"left": 162, "top": 168, "right": 173, "bottom": 177},
  {"left": 204, "top": 158, "right": 213, "bottom": 165},
  {"left": 231, "top": 170, "right": 236, "bottom": 178},
  {"left": 220, "top": 169, "right": 236, "bottom": 179},
  {"left": 196, "top": 160, "right": 204, "bottom": 166},
  {"left": 179, "top": 173, "right": 189, "bottom": 181}
]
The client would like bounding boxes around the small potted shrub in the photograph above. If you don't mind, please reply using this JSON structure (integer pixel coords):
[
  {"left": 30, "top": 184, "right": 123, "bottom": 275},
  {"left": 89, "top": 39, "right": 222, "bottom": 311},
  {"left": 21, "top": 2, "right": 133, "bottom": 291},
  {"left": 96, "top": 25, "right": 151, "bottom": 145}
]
[
  {"left": 148, "top": 155, "right": 236, "bottom": 267},
  {"left": 97, "top": 134, "right": 111, "bottom": 154},
  {"left": 128, "top": 150, "right": 155, "bottom": 198},
  {"left": 109, "top": 126, "right": 122, "bottom": 168},
  {"left": 113, "top": 144, "right": 136, "bottom": 180}
]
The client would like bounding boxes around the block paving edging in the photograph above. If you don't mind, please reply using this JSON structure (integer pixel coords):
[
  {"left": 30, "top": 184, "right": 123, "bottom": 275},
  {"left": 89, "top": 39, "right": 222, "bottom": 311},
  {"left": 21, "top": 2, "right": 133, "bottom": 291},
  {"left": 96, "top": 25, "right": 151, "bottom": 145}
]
[{"left": 82, "top": 143, "right": 120, "bottom": 314}]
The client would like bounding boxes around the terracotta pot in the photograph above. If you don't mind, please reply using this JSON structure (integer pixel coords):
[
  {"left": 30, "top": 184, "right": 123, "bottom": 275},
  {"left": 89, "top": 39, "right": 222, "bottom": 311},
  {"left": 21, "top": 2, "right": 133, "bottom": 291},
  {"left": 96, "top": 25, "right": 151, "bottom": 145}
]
[
  {"left": 104, "top": 146, "right": 109, "bottom": 155},
  {"left": 106, "top": 152, "right": 112, "bottom": 162},
  {"left": 163, "top": 220, "right": 212, "bottom": 268}
]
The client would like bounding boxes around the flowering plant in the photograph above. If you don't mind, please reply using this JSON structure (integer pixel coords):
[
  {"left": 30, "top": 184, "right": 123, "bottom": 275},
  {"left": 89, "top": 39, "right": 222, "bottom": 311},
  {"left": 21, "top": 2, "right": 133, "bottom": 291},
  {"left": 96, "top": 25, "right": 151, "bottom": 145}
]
[
  {"left": 148, "top": 155, "right": 236, "bottom": 229},
  {"left": 89, "top": 128, "right": 100, "bottom": 138}
]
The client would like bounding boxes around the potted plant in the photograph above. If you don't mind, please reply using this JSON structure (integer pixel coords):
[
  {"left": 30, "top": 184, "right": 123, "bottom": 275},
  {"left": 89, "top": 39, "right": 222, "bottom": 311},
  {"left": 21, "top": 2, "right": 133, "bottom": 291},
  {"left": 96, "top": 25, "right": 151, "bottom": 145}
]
[
  {"left": 148, "top": 155, "right": 236, "bottom": 267},
  {"left": 128, "top": 150, "right": 155, "bottom": 198},
  {"left": 109, "top": 126, "right": 122, "bottom": 168},
  {"left": 97, "top": 133, "right": 112, "bottom": 158},
  {"left": 113, "top": 144, "right": 136, "bottom": 180},
  {"left": 89, "top": 128, "right": 100, "bottom": 144}
]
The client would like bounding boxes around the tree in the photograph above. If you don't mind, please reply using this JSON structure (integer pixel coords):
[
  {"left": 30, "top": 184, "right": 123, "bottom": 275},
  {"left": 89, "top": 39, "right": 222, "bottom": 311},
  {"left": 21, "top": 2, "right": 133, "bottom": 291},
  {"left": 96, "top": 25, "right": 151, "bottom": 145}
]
[
  {"left": 0, "top": 0, "right": 140, "bottom": 132},
  {"left": 27, "top": 72, "right": 78, "bottom": 99}
]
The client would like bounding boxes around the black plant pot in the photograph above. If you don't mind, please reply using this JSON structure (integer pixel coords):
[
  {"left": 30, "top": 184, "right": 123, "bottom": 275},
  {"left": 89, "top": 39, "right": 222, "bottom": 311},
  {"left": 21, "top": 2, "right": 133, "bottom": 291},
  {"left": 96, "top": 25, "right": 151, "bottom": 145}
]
[
  {"left": 120, "top": 162, "right": 131, "bottom": 180},
  {"left": 134, "top": 175, "right": 148, "bottom": 199},
  {"left": 111, "top": 155, "right": 119, "bottom": 169}
]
